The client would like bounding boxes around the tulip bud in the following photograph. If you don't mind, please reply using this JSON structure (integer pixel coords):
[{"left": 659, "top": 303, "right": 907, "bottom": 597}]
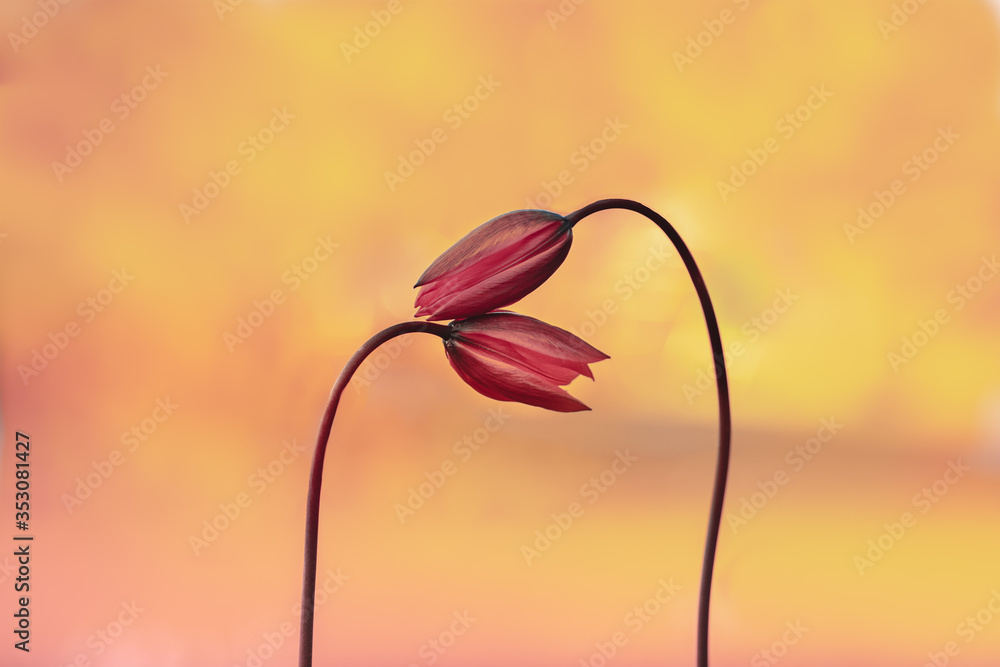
[
  {"left": 444, "top": 311, "right": 608, "bottom": 412},
  {"left": 414, "top": 210, "right": 572, "bottom": 321}
]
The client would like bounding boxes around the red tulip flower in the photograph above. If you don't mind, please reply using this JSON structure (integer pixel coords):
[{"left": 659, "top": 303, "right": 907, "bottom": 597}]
[
  {"left": 297, "top": 311, "right": 606, "bottom": 666},
  {"left": 414, "top": 210, "right": 572, "bottom": 321},
  {"left": 444, "top": 311, "right": 608, "bottom": 412}
]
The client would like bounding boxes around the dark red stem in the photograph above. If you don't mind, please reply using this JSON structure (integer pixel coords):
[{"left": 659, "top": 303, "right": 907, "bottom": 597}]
[
  {"left": 567, "top": 199, "right": 732, "bottom": 667},
  {"left": 298, "top": 321, "right": 450, "bottom": 667}
]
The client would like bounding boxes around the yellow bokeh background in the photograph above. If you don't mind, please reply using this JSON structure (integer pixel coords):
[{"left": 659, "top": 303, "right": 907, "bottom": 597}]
[{"left": 2, "top": 1, "right": 999, "bottom": 665}]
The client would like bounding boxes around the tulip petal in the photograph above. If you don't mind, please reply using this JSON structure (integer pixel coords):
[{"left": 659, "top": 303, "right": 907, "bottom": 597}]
[
  {"left": 413, "top": 210, "right": 572, "bottom": 321},
  {"left": 415, "top": 239, "right": 570, "bottom": 320},
  {"left": 454, "top": 333, "right": 584, "bottom": 385},
  {"left": 446, "top": 341, "right": 591, "bottom": 413},
  {"left": 451, "top": 312, "right": 610, "bottom": 376},
  {"left": 415, "top": 210, "right": 568, "bottom": 287}
]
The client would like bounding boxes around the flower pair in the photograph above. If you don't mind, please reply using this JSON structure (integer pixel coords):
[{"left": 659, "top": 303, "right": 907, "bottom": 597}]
[{"left": 413, "top": 209, "right": 607, "bottom": 412}]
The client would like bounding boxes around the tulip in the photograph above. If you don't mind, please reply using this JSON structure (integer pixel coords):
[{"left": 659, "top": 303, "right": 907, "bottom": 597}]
[
  {"left": 414, "top": 210, "right": 572, "bottom": 321},
  {"left": 443, "top": 311, "right": 608, "bottom": 412},
  {"left": 298, "top": 314, "right": 605, "bottom": 666}
]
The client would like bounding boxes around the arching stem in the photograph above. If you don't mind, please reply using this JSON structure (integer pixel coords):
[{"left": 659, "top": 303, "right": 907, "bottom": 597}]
[
  {"left": 298, "top": 321, "right": 451, "bottom": 667},
  {"left": 567, "top": 199, "right": 731, "bottom": 667}
]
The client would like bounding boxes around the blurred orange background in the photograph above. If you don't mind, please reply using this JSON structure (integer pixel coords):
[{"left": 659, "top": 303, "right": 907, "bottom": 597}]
[{"left": 2, "top": 1, "right": 999, "bottom": 665}]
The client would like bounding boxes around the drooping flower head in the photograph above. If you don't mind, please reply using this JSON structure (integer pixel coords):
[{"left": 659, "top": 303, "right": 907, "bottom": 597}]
[
  {"left": 414, "top": 210, "right": 571, "bottom": 321},
  {"left": 444, "top": 311, "right": 608, "bottom": 412}
]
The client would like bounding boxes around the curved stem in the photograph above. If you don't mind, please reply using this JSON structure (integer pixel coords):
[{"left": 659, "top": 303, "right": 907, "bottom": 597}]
[
  {"left": 566, "top": 199, "right": 731, "bottom": 667},
  {"left": 298, "top": 320, "right": 450, "bottom": 667}
]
